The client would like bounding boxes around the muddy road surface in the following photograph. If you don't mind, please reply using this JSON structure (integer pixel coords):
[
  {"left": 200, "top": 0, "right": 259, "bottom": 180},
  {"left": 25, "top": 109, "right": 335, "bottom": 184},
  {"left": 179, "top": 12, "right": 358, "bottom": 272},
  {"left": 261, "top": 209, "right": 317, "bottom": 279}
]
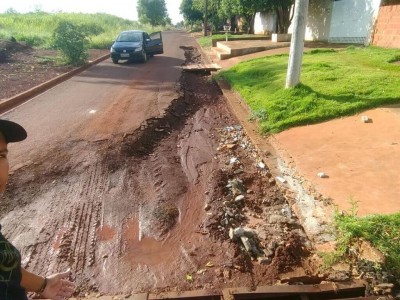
[{"left": 0, "top": 32, "right": 316, "bottom": 297}]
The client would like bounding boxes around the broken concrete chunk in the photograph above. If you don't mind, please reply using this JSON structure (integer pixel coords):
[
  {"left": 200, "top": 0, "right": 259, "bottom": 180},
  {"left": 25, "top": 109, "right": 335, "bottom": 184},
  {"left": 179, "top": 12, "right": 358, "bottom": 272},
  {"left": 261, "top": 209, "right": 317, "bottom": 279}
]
[
  {"left": 258, "top": 162, "right": 266, "bottom": 169},
  {"left": 240, "top": 236, "right": 252, "bottom": 252},
  {"left": 257, "top": 257, "right": 271, "bottom": 265},
  {"left": 276, "top": 176, "right": 287, "bottom": 183},
  {"left": 235, "top": 195, "right": 245, "bottom": 203},
  {"left": 229, "top": 157, "right": 238, "bottom": 164},
  {"left": 361, "top": 115, "right": 369, "bottom": 123}
]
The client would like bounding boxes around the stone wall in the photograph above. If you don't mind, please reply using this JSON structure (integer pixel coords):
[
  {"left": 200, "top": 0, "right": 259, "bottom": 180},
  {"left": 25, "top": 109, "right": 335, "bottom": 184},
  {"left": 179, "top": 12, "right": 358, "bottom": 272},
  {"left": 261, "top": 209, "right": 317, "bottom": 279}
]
[{"left": 373, "top": 4, "right": 400, "bottom": 48}]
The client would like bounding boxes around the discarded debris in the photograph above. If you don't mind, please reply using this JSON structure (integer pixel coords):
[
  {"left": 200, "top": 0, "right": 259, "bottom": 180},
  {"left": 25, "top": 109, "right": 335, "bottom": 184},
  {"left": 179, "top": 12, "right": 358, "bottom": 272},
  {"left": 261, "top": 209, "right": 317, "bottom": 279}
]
[
  {"left": 205, "top": 261, "right": 215, "bottom": 268},
  {"left": 276, "top": 176, "right": 287, "bottom": 183}
]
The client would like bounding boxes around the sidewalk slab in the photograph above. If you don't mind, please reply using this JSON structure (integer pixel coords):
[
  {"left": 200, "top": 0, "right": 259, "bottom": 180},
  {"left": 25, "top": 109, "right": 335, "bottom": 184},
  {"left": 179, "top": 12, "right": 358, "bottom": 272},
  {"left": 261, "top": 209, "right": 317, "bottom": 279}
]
[
  {"left": 206, "top": 40, "right": 400, "bottom": 218},
  {"left": 271, "top": 105, "right": 400, "bottom": 216}
]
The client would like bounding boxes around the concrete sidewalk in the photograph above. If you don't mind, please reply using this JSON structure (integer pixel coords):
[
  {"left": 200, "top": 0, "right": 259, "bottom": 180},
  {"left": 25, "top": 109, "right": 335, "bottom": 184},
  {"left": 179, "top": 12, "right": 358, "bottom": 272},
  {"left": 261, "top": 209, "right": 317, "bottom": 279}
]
[{"left": 206, "top": 42, "right": 400, "bottom": 218}]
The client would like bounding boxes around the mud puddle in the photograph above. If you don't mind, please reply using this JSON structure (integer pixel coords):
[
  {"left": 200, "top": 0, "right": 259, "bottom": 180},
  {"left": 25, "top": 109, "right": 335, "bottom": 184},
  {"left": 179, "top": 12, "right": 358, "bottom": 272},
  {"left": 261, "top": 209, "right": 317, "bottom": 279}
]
[{"left": 0, "top": 46, "right": 316, "bottom": 298}]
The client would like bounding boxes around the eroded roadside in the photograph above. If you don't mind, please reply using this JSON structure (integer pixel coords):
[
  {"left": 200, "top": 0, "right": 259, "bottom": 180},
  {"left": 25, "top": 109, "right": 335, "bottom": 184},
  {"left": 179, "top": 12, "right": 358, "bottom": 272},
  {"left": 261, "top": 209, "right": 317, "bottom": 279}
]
[{"left": 1, "top": 45, "right": 317, "bottom": 298}]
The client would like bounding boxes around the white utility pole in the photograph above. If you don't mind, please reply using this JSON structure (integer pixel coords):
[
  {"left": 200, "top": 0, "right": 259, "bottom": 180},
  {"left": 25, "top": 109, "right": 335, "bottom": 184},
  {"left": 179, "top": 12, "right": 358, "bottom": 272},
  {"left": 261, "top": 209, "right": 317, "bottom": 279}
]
[{"left": 285, "top": 0, "right": 309, "bottom": 88}]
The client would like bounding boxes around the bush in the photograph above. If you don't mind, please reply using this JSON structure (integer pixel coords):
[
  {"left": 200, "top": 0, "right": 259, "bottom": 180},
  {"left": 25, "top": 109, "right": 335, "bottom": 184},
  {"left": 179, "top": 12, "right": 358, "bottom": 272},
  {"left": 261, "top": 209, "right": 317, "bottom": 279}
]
[{"left": 52, "top": 21, "right": 89, "bottom": 65}]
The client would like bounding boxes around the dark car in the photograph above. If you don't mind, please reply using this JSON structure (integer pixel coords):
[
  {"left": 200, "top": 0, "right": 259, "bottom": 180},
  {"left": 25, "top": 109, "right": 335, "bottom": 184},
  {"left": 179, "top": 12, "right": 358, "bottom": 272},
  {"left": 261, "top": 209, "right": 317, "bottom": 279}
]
[{"left": 110, "top": 30, "right": 163, "bottom": 64}]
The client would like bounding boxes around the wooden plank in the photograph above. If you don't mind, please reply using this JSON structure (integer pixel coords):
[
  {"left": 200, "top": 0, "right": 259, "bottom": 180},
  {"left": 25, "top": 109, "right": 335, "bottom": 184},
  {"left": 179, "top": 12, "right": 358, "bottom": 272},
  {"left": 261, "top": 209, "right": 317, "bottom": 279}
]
[{"left": 222, "top": 283, "right": 365, "bottom": 300}]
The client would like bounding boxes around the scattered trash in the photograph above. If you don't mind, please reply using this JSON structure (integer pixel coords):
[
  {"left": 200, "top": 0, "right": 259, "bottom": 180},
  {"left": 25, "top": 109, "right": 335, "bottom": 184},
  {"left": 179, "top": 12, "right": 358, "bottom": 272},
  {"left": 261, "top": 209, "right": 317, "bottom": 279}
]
[
  {"left": 185, "top": 274, "right": 193, "bottom": 282},
  {"left": 205, "top": 261, "right": 214, "bottom": 267}
]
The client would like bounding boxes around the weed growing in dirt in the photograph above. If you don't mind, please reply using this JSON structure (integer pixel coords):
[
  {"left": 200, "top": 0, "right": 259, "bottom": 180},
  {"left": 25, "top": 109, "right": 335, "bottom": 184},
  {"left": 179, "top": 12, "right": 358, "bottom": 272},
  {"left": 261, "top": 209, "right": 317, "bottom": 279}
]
[
  {"left": 219, "top": 46, "right": 400, "bottom": 133},
  {"left": 321, "top": 201, "right": 400, "bottom": 278},
  {"left": 153, "top": 203, "right": 180, "bottom": 231}
]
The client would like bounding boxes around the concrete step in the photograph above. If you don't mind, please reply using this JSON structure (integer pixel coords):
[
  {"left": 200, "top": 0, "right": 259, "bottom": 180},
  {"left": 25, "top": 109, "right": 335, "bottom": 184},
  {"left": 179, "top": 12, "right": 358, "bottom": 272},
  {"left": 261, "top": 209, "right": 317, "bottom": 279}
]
[
  {"left": 215, "top": 40, "right": 291, "bottom": 60},
  {"left": 212, "top": 47, "right": 231, "bottom": 60}
]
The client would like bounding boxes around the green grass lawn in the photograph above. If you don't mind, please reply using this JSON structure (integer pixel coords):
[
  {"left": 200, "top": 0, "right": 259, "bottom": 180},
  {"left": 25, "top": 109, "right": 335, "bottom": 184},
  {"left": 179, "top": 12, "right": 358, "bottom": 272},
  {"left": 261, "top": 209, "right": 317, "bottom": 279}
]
[
  {"left": 219, "top": 46, "right": 400, "bottom": 133},
  {"left": 327, "top": 209, "right": 400, "bottom": 278},
  {"left": 0, "top": 12, "right": 166, "bottom": 49}
]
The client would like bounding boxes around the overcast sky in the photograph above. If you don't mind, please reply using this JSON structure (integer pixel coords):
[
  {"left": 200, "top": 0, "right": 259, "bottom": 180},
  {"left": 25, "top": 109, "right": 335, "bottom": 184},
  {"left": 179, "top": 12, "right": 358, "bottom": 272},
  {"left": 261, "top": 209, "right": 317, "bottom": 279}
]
[{"left": 0, "top": 0, "right": 183, "bottom": 24}]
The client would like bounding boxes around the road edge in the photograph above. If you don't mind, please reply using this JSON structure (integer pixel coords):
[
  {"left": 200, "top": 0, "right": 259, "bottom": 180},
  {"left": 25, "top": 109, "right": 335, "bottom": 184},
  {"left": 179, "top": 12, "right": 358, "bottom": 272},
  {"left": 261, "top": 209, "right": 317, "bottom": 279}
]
[
  {"left": 0, "top": 53, "right": 110, "bottom": 114},
  {"left": 214, "top": 76, "right": 335, "bottom": 247}
]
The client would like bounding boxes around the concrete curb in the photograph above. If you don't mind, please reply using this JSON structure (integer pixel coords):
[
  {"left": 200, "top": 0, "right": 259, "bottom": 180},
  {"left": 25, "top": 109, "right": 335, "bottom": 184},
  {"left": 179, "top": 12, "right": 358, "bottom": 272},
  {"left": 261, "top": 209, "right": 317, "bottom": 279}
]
[
  {"left": 215, "top": 73, "right": 333, "bottom": 245},
  {"left": 0, "top": 53, "right": 110, "bottom": 114}
]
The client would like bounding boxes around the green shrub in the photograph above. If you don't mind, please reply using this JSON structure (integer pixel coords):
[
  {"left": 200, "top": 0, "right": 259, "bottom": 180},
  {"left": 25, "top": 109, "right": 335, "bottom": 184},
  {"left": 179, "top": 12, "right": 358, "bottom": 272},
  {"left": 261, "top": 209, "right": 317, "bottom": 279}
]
[{"left": 52, "top": 20, "right": 89, "bottom": 65}]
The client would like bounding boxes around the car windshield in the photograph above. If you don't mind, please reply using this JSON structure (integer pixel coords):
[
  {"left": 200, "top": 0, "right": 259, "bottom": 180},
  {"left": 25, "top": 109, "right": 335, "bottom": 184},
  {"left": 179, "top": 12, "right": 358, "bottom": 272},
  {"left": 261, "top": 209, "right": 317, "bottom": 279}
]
[{"left": 116, "top": 32, "right": 142, "bottom": 42}]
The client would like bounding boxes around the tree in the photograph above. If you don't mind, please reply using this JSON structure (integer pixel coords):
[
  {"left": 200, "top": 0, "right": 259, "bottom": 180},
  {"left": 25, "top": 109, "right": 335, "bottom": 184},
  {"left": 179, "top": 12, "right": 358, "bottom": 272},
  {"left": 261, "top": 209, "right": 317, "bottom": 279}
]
[
  {"left": 180, "top": 0, "right": 203, "bottom": 29},
  {"left": 266, "top": 0, "right": 295, "bottom": 34},
  {"left": 137, "top": 0, "right": 169, "bottom": 27}
]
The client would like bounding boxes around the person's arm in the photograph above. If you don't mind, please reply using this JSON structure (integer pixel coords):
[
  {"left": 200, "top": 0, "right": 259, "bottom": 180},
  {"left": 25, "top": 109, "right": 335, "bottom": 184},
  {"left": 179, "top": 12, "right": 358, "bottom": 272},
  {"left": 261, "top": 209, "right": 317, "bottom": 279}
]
[
  {"left": 21, "top": 267, "right": 75, "bottom": 300},
  {"left": 20, "top": 268, "right": 45, "bottom": 293}
]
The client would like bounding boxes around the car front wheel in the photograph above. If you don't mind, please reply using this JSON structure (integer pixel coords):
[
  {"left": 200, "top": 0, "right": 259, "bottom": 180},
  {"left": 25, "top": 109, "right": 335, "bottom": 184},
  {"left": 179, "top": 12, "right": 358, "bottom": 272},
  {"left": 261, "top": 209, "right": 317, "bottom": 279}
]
[{"left": 141, "top": 51, "right": 147, "bottom": 63}]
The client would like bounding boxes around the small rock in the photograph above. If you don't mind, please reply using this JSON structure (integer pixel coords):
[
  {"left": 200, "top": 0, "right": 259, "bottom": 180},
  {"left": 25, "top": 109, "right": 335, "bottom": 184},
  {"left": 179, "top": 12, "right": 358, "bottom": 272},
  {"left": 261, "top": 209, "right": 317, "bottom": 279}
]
[
  {"left": 204, "top": 204, "right": 211, "bottom": 211},
  {"left": 268, "top": 178, "right": 276, "bottom": 185},
  {"left": 226, "top": 143, "right": 237, "bottom": 149},
  {"left": 223, "top": 268, "right": 232, "bottom": 279},
  {"left": 257, "top": 257, "right": 271, "bottom": 265},
  {"left": 230, "top": 157, "right": 238, "bottom": 164},
  {"left": 317, "top": 172, "right": 328, "bottom": 178},
  {"left": 361, "top": 115, "right": 370, "bottom": 123},
  {"left": 214, "top": 267, "right": 223, "bottom": 277},
  {"left": 327, "top": 271, "right": 350, "bottom": 282}
]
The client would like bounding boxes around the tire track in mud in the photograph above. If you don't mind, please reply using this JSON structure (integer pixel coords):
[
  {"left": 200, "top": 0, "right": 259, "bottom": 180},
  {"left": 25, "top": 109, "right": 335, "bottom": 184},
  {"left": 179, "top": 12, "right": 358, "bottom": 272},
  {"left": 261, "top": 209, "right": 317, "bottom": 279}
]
[{"left": 0, "top": 45, "right": 316, "bottom": 296}]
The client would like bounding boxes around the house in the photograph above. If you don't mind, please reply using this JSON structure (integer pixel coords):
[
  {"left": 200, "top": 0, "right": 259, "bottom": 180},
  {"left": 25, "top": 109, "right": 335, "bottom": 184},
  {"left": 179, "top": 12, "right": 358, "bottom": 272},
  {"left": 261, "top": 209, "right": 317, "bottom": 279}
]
[{"left": 254, "top": 0, "right": 382, "bottom": 45}]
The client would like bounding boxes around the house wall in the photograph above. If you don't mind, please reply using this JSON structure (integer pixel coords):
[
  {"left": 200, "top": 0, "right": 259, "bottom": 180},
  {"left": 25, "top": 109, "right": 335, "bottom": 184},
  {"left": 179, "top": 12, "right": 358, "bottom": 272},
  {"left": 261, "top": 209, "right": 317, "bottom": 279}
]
[
  {"left": 304, "top": 0, "right": 333, "bottom": 41},
  {"left": 328, "top": 0, "right": 382, "bottom": 44},
  {"left": 373, "top": 4, "right": 400, "bottom": 48},
  {"left": 254, "top": 11, "right": 276, "bottom": 35}
]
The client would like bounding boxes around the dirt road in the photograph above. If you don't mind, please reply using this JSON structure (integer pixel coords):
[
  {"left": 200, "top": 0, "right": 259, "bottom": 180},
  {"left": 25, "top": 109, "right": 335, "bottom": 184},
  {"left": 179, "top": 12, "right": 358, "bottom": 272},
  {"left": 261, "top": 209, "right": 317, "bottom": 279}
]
[{"left": 0, "top": 31, "right": 314, "bottom": 297}]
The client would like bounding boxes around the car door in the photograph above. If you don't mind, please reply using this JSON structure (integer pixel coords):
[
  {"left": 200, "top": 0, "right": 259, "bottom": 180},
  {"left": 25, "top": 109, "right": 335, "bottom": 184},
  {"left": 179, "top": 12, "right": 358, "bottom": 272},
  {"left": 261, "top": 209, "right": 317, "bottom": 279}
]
[{"left": 146, "top": 32, "right": 163, "bottom": 55}]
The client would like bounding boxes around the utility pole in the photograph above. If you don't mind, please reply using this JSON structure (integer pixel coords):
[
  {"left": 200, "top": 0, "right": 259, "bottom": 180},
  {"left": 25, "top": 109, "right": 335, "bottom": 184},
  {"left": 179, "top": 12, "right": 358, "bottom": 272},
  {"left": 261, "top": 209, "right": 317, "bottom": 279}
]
[
  {"left": 285, "top": 0, "right": 309, "bottom": 88},
  {"left": 204, "top": 0, "right": 208, "bottom": 36}
]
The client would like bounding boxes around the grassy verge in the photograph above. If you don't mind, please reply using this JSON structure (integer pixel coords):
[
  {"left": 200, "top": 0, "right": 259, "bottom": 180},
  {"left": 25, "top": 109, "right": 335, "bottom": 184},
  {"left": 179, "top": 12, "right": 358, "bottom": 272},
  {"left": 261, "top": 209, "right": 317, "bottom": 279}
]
[
  {"left": 323, "top": 206, "right": 400, "bottom": 279},
  {"left": 218, "top": 46, "right": 400, "bottom": 133},
  {"left": 0, "top": 12, "right": 166, "bottom": 49},
  {"left": 197, "top": 34, "right": 264, "bottom": 49}
]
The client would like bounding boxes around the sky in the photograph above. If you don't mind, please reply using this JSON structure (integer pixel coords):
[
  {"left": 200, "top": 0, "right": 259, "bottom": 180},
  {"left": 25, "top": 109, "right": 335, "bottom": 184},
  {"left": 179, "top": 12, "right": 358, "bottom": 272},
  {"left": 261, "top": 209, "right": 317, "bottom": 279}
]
[{"left": 0, "top": 0, "right": 183, "bottom": 24}]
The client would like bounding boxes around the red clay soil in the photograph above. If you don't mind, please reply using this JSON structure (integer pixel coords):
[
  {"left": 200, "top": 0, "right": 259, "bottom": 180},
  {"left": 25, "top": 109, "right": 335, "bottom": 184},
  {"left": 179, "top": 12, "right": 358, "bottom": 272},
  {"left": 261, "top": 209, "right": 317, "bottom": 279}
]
[
  {"left": 0, "top": 40, "right": 109, "bottom": 99},
  {"left": 0, "top": 45, "right": 317, "bottom": 298}
]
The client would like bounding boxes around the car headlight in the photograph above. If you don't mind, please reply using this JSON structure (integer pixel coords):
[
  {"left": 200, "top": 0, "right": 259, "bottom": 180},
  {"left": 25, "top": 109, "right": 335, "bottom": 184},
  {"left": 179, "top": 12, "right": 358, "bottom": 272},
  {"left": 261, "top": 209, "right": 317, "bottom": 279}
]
[
  {"left": 134, "top": 47, "right": 142, "bottom": 52},
  {"left": 110, "top": 47, "right": 116, "bottom": 53}
]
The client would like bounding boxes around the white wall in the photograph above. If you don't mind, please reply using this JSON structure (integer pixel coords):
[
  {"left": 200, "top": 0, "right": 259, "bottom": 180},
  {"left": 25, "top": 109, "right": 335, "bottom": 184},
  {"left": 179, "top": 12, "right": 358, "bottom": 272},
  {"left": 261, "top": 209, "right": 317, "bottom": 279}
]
[
  {"left": 329, "top": 0, "right": 382, "bottom": 44},
  {"left": 304, "top": 0, "right": 333, "bottom": 41},
  {"left": 254, "top": 11, "right": 276, "bottom": 35}
]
